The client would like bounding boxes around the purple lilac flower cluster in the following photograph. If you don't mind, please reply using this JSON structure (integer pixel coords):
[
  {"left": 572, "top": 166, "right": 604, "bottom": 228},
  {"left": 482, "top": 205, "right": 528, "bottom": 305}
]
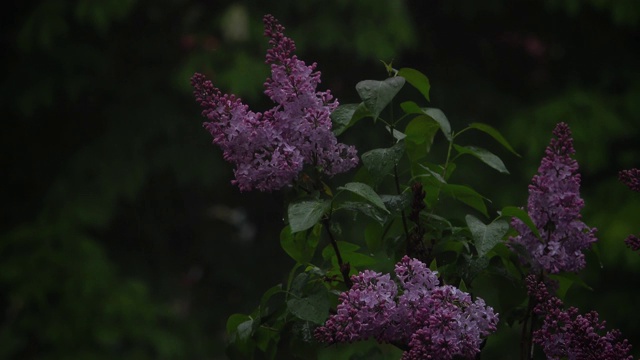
[
  {"left": 619, "top": 168, "right": 640, "bottom": 192},
  {"left": 509, "top": 122, "right": 597, "bottom": 273},
  {"left": 526, "top": 275, "right": 634, "bottom": 360},
  {"left": 624, "top": 234, "right": 640, "bottom": 252},
  {"left": 618, "top": 169, "right": 640, "bottom": 252},
  {"left": 315, "top": 256, "right": 498, "bottom": 359},
  {"left": 191, "top": 15, "right": 358, "bottom": 192}
]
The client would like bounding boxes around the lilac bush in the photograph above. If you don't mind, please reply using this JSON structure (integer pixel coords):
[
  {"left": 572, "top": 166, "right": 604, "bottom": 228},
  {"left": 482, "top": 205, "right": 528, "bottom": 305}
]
[
  {"left": 509, "top": 122, "right": 597, "bottom": 273},
  {"left": 191, "top": 15, "right": 357, "bottom": 192},
  {"left": 193, "top": 14, "right": 638, "bottom": 360}
]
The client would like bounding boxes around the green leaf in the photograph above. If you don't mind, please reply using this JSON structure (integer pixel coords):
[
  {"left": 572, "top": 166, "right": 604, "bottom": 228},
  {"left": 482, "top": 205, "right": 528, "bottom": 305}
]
[
  {"left": 365, "top": 223, "right": 383, "bottom": 252},
  {"left": 442, "top": 184, "right": 488, "bottom": 216},
  {"left": 380, "top": 193, "right": 412, "bottom": 213},
  {"left": 331, "top": 103, "right": 371, "bottom": 136},
  {"left": 226, "top": 313, "right": 252, "bottom": 336},
  {"left": 404, "top": 115, "right": 439, "bottom": 161},
  {"left": 500, "top": 206, "right": 541, "bottom": 239},
  {"left": 286, "top": 289, "right": 329, "bottom": 325},
  {"left": 361, "top": 142, "right": 405, "bottom": 181},
  {"left": 227, "top": 314, "right": 254, "bottom": 342},
  {"left": 465, "top": 215, "right": 509, "bottom": 257},
  {"left": 289, "top": 272, "right": 310, "bottom": 296},
  {"left": 260, "top": 284, "right": 283, "bottom": 306},
  {"left": 432, "top": 238, "right": 465, "bottom": 256},
  {"left": 280, "top": 225, "right": 320, "bottom": 264},
  {"left": 386, "top": 126, "right": 407, "bottom": 141},
  {"left": 321, "top": 241, "right": 376, "bottom": 269},
  {"left": 453, "top": 144, "right": 510, "bottom": 174},
  {"left": 405, "top": 115, "right": 439, "bottom": 145},
  {"left": 355, "top": 77, "right": 405, "bottom": 120},
  {"left": 423, "top": 108, "right": 452, "bottom": 141},
  {"left": 335, "top": 201, "right": 388, "bottom": 224},
  {"left": 259, "top": 284, "right": 285, "bottom": 319},
  {"left": 548, "top": 273, "right": 593, "bottom": 300},
  {"left": 338, "top": 182, "right": 389, "bottom": 213},
  {"left": 322, "top": 241, "right": 361, "bottom": 261},
  {"left": 331, "top": 104, "right": 359, "bottom": 136},
  {"left": 429, "top": 258, "right": 438, "bottom": 271},
  {"left": 398, "top": 67, "right": 431, "bottom": 101},
  {"left": 417, "top": 164, "right": 447, "bottom": 184},
  {"left": 342, "top": 251, "right": 377, "bottom": 268},
  {"left": 288, "top": 199, "right": 330, "bottom": 233},
  {"left": 401, "top": 101, "right": 452, "bottom": 141},
  {"left": 468, "top": 122, "right": 521, "bottom": 157},
  {"left": 462, "top": 257, "right": 490, "bottom": 282},
  {"left": 458, "top": 279, "right": 468, "bottom": 292}
]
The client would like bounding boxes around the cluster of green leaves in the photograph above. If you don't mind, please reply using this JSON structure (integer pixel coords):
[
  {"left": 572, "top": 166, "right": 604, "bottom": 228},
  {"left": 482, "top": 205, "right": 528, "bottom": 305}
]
[{"left": 225, "top": 67, "right": 553, "bottom": 358}]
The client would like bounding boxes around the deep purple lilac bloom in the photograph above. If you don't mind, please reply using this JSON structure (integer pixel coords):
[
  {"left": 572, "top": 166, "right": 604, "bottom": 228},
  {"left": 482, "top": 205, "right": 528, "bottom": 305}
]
[
  {"left": 619, "top": 168, "right": 640, "bottom": 192},
  {"left": 315, "top": 256, "right": 498, "bottom": 359},
  {"left": 509, "top": 122, "right": 597, "bottom": 273},
  {"left": 624, "top": 234, "right": 640, "bottom": 252},
  {"left": 191, "top": 15, "right": 357, "bottom": 192},
  {"left": 526, "top": 275, "right": 634, "bottom": 360},
  {"left": 619, "top": 169, "right": 639, "bottom": 253}
]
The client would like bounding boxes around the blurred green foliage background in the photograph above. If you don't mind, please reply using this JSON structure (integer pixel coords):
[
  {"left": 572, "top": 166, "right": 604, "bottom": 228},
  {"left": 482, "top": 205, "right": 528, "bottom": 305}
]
[{"left": 1, "top": 0, "right": 639, "bottom": 358}]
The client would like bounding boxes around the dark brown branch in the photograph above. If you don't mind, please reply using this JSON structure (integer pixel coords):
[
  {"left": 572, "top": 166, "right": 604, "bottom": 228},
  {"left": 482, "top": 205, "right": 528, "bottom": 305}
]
[{"left": 322, "top": 218, "right": 352, "bottom": 289}]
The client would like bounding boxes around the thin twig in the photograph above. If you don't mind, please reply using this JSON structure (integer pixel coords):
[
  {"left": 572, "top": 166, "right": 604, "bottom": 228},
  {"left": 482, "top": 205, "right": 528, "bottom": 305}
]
[{"left": 322, "top": 218, "right": 352, "bottom": 289}]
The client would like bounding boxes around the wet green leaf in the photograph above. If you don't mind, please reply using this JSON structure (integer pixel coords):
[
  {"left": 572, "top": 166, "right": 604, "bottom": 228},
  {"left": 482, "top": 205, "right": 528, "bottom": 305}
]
[
  {"left": 338, "top": 182, "right": 389, "bottom": 213},
  {"left": 288, "top": 199, "right": 331, "bottom": 233},
  {"left": 331, "top": 103, "right": 371, "bottom": 135},
  {"left": 405, "top": 115, "right": 439, "bottom": 160},
  {"left": 465, "top": 215, "right": 509, "bottom": 257},
  {"left": 453, "top": 144, "right": 510, "bottom": 174},
  {"left": 356, "top": 77, "right": 405, "bottom": 120},
  {"left": 401, "top": 101, "right": 452, "bottom": 141},
  {"left": 398, "top": 67, "right": 431, "bottom": 101},
  {"left": 280, "top": 225, "right": 319, "bottom": 264},
  {"left": 468, "top": 122, "right": 520, "bottom": 157},
  {"left": 361, "top": 141, "right": 405, "bottom": 181},
  {"left": 287, "top": 289, "right": 329, "bottom": 325},
  {"left": 500, "top": 206, "right": 541, "bottom": 239},
  {"left": 442, "top": 184, "right": 488, "bottom": 216}
]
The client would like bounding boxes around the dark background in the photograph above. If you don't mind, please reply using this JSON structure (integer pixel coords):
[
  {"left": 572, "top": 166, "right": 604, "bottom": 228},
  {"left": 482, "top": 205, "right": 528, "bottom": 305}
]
[{"left": 2, "top": 0, "right": 639, "bottom": 358}]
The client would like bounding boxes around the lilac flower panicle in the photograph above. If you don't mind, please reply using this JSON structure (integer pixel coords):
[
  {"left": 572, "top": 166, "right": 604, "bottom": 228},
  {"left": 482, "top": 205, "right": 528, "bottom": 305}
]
[
  {"left": 314, "top": 270, "right": 398, "bottom": 344},
  {"left": 619, "top": 168, "right": 640, "bottom": 192},
  {"left": 526, "top": 275, "right": 634, "bottom": 360},
  {"left": 619, "top": 169, "right": 639, "bottom": 252},
  {"left": 191, "top": 15, "right": 358, "bottom": 192},
  {"left": 315, "top": 256, "right": 498, "bottom": 359},
  {"left": 509, "top": 122, "right": 597, "bottom": 273},
  {"left": 624, "top": 234, "right": 640, "bottom": 252}
]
